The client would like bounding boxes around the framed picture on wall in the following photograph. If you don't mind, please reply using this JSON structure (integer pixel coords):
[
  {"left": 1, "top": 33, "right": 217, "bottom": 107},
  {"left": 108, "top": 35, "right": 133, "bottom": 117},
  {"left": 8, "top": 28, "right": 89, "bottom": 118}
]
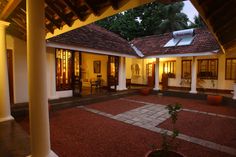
[{"left": 93, "top": 60, "right": 101, "bottom": 73}]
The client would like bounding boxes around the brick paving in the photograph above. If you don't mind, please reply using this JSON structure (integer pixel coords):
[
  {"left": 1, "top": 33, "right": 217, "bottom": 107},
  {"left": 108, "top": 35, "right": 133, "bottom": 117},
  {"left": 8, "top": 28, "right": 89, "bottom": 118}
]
[{"left": 83, "top": 97, "right": 236, "bottom": 156}]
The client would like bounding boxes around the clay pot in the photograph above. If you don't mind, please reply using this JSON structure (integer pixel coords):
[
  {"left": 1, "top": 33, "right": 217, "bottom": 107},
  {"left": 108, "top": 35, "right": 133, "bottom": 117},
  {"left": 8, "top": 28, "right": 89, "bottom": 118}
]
[
  {"left": 140, "top": 88, "right": 151, "bottom": 96},
  {"left": 145, "top": 150, "right": 184, "bottom": 157},
  {"left": 207, "top": 95, "right": 223, "bottom": 105}
]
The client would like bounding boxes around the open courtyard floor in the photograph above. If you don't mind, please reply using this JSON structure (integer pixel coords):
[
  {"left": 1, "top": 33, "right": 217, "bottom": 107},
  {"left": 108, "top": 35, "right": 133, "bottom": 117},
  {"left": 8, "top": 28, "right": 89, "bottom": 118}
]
[{"left": 15, "top": 94, "right": 236, "bottom": 157}]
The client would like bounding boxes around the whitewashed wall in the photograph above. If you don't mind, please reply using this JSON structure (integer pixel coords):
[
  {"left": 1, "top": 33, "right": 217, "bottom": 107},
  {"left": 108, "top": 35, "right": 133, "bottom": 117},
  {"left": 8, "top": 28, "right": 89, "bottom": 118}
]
[
  {"left": 6, "top": 35, "right": 28, "bottom": 103},
  {"left": 127, "top": 54, "right": 236, "bottom": 91}
]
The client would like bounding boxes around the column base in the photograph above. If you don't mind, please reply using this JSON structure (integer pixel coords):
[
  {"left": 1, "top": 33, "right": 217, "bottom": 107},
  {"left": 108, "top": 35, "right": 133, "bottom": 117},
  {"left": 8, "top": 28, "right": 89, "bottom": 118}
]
[
  {"left": 153, "top": 87, "right": 160, "bottom": 91},
  {"left": 48, "top": 95, "right": 59, "bottom": 100},
  {"left": 117, "top": 87, "right": 128, "bottom": 91},
  {"left": 189, "top": 90, "right": 197, "bottom": 94},
  {"left": 27, "top": 150, "right": 58, "bottom": 157},
  {"left": 0, "top": 115, "right": 14, "bottom": 123}
]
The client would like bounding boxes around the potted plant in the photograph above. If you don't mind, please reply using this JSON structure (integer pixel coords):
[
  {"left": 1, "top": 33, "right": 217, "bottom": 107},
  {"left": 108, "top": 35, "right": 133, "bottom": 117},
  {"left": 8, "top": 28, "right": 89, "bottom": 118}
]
[
  {"left": 145, "top": 103, "right": 184, "bottom": 157},
  {"left": 207, "top": 79, "right": 222, "bottom": 105}
]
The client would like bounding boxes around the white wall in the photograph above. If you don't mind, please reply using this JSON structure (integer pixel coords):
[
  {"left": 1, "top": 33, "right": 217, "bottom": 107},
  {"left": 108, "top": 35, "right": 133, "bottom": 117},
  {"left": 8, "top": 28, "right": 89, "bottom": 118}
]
[
  {"left": 127, "top": 53, "right": 236, "bottom": 91},
  {"left": 81, "top": 53, "right": 108, "bottom": 87},
  {"left": 6, "top": 35, "right": 28, "bottom": 104}
]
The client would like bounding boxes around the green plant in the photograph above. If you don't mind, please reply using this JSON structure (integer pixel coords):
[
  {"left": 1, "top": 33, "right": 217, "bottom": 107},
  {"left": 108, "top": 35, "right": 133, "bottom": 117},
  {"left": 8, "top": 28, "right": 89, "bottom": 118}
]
[{"left": 149, "top": 103, "right": 182, "bottom": 157}]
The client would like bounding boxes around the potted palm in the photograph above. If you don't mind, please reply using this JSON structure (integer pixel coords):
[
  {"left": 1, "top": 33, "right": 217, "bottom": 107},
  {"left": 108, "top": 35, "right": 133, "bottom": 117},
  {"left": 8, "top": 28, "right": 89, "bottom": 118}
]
[
  {"left": 207, "top": 79, "right": 222, "bottom": 105},
  {"left": 145, "top": 103, "right": 184, "bottom": 157}
]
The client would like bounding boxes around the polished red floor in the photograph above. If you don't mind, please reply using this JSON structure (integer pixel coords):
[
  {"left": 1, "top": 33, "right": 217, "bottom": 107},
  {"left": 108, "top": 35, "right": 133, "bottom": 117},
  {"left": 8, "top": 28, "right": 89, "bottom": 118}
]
[
  {"left": 87, "top": 99, "right": 146, "bottom": 115},
  {"left": 17, "top": 95, "right": 236, "bottom": 157}
]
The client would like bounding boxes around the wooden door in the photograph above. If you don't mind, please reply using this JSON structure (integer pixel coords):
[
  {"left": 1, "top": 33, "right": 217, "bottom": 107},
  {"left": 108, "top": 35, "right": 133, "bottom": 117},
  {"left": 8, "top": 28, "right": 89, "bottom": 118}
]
[
  {"left": 146, "top": 62, "right": 155, "bottom": 87},
  {"left": 7, "top": 49, "right": 14, "bottom": 105},
  {"left": 107, "top": 56, "right": 119, "bottom": 90},
  {"left": 72, "top": 51, "right": 82, "bottom": 96}
]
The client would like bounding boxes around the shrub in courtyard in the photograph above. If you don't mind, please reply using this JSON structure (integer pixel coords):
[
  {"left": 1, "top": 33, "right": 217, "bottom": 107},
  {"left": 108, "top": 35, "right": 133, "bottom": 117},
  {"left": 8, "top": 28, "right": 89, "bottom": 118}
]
[{"left": 145, "top": 103, "right": 184, "bottom": 157}]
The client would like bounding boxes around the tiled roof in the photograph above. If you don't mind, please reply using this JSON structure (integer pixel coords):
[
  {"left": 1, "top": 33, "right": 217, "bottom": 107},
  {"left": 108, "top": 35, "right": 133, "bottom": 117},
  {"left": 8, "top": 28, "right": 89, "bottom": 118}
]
[
  {"left": 131, "top": 28, "right": 220, "bottom": 56},
  {"left": 47, "top": 24, "right": 136, "bottom": 56}
]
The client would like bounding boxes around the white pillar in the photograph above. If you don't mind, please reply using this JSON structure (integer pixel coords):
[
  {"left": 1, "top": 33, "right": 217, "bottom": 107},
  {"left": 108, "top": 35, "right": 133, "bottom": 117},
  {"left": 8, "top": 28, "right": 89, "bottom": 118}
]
[
  {"left": 153, "top": 58, "right": 160, "bottom": 91},
  {"left": 0, "top": 21, "right": 14, "bottom": 122},
  {"left": 117, "top": 57, "right": 127, "bottom": 91},
  {"left": 233, "top": 83, "right": 236, "bottom": 100},
  {"left": 190, "top": 56, "right": 197, "bottom": 94},
  {"left": 27, "top": 0, "right": 57, "bottom": 156}
]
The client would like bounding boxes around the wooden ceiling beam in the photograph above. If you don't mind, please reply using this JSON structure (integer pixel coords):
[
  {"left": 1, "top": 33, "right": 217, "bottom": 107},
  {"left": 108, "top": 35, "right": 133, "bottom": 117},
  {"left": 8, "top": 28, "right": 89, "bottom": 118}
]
[
  {"left": 45, "top": 12, "right": 61, "bottom": 29},
  {"left": 64, "top": 0, "right": 86, "bottom": 21},
  {"left": 8, "top": 23, "right": 25, "bottom": 36},
  {"left": 109, "top": 0, "right": 119, "bottom": 10},
  {"left": 45, "top": 0, "right": 73, "bottom": 27},
  {"left": 83, "top": 0, "right": 99, "bottom": 16},
  {"left": 46, "top": 24, "right": 54, "bottom": 34},
  {"left": 210, "top": 9, "right": 236, "bottom": 33},
  {"left": 0, "top": 0, "right": 22, "bottom": 20},
  {"left": 215, "top": 17, "right": 236, "bottom": 35},
  {"left": 6, "top": 25, "right": 26, "bottom": 40},
  {"left": 218, "top": 25, "right": 236, "bottom": 46},
  {"left": 9, "top": 18, "right": 26, "bottom": 32},
  {"left": 205, "top": 0, "right": 231, "bottom": 20}
]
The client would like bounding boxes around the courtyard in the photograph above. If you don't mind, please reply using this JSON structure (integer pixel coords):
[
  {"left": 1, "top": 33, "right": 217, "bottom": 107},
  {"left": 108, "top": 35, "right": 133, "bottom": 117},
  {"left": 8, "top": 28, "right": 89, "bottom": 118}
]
[{"left": 15, "top": 94, "right": 236, "bottom": 157}]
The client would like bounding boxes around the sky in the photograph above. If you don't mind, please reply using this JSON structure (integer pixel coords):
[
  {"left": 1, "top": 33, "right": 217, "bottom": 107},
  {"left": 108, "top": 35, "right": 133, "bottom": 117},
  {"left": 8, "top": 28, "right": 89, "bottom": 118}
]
[{"left": 182, "top": 1, "right": 199, "bottom": 23}]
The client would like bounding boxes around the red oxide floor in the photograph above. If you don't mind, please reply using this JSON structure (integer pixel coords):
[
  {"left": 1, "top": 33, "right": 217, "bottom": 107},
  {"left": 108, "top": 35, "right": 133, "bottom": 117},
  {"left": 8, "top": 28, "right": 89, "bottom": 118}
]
[
  {"left": 87, "top": 99, "right": 146, "bottom": 115},
  {"left": 16, "top": 95, "right": 236, "bottom": 157},
  {"left": 159, "top": 111, "right": 236, "bottom": 148},
  {"left": 126, "top": 95, "right": 236, "bottom": 116}
]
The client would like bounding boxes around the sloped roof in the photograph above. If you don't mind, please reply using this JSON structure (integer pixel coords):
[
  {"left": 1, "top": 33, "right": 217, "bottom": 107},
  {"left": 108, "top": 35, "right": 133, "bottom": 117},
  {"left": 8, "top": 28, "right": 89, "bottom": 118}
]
[
  {"left": 131, "top": 28, "right": 220, "bottom": 57},
  {"left": 48, "top": 24, "right": 136, "bottom": 56}
]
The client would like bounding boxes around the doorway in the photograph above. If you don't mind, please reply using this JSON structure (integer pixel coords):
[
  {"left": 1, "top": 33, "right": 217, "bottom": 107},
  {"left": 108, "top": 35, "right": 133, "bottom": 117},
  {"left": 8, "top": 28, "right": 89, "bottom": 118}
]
[
  {"left": 146, "top": 62, "right": 155, "bottom": 87},
  {"left": 7, "top": 49, "right": 14, "bottom": 105},
  {"left": 107, "top": 56, "right": 119, "bottom": 90},
  {"left": 72, "top": 51, "right": 82, "bottom": 96}
]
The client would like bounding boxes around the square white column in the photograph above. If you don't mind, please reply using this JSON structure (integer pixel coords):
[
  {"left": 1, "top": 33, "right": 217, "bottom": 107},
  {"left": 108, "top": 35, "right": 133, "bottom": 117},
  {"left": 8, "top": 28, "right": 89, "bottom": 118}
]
[
  {"left": 153, "top": 58, "right": 160, "bottom": 91},
  {"left": 233, "top": 83, "right": 236, "bottom": 100},
  {"left": 117, "top": 57, "right": 127, "bottom": 91},
  {"left": 0, "top": 20, "right": 14, "bottom": 122},
  {"left": 190, "top": 56, "right": 197, "bottom": 94}
]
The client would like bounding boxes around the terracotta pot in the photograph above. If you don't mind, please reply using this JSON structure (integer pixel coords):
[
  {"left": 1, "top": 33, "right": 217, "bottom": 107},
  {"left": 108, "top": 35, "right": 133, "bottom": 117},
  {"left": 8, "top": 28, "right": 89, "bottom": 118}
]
[
  {"left": 140, "top": 88, "right": 151, "bottom": 95},
  {"left": 145, "top": 150, "right": 184, "bottom": 157},
  {"left": 207, "top": 95, "right": 223, "bottom": 105}
]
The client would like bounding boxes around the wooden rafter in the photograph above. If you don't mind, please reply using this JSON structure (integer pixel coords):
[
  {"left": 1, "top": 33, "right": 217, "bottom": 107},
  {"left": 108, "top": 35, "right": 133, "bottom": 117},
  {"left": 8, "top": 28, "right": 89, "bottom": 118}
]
[
  {"left": 45, "top": 0, "right": 73, "bottom": 26},
  {"left": 215, "top": 17, "right": 236, "bottom": 35},
  {"left": 109, "top": 0, "right": 119, "bottom": 10},
  {"left": 7, "top": 25, "right": 26, "bottom": 40},
  {"left": 46, "top": 23, "right": 54, "bottom": 34},
  {"left": 45, "top": 12, "right": 61, "bottom": 29},
  {"left": 206, "top": 0, "right": 231, "bottom": 19},
  {"left": 9, "top": 18, "right": 26, "bottom": 31},
  {"left": 0, "top": 0, "right": 22, "bottom": 20},
  {"left": 64, "top": 0, "right": 86, "bottom": 21},
  {"left": 83, "top": 0, "right": 99, "bottom": 16}
]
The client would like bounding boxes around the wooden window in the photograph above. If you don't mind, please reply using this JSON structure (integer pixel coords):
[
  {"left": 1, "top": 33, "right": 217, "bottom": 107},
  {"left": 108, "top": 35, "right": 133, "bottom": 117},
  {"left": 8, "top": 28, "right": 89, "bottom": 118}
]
[
  {"left": 197, "top": 59, "right": 218, "bottom": 79},
  {"left": 163, "top": 60, "right": 176, "bottom": 78},
  {"left": 225, "top": 58, "right": 236, "bottom": 80},
  {"left": 55, "top": 49, "right": 73, "bottom": 91},
  {"left": 182, "top": 60, "right": 192, "bottom": 79}
]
